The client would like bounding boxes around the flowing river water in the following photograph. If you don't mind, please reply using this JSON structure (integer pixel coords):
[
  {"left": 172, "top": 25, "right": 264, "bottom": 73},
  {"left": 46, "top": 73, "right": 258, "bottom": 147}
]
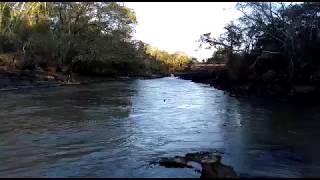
[{"left": 1, "top": 77, "right": 320, "bottom": 177}]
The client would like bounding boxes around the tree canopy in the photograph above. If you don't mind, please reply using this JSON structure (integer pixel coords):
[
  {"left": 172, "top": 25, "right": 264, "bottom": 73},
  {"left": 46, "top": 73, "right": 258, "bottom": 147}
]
[
  {"left": 199, "top": 2, "right": 320, "bottom": 86},
  {"left": 0, "top": 2, "right": 192, "bottom": 77}
]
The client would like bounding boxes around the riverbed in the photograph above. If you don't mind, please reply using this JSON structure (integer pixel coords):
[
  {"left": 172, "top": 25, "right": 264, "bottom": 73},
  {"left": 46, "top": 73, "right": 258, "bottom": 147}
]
[{"left": 1, "top": 77, "right": 320, "bottom": 177}]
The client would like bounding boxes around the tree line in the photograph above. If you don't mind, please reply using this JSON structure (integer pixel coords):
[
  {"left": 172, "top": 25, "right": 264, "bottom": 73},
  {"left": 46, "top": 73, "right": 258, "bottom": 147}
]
[
  {"left": 0, "top": 2, "right": 192, "bottom": 77},
  {"left": 199, "top": 2, "right": 320, "bottom": 96}
]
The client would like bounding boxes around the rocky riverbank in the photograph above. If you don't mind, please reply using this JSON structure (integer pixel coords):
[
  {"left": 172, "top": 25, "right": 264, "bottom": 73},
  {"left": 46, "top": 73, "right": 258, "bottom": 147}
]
[
  {"left": 0, "top": 67, "right": 70, "bottom": 91},
  {"left": 0, "top": 66, "right": 169, "bottom": 91}
]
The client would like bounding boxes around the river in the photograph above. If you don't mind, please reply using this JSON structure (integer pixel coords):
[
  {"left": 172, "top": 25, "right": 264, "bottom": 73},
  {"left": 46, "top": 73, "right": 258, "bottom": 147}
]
[{"left": 1, "top": 76, "right": 320, "bottom": 177}]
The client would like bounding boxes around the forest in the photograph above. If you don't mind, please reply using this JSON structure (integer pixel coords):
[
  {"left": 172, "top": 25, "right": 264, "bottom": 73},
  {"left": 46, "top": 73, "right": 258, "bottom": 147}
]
[
  {"left": 0, "top": 2, "right": 192, "bottom": 83},
  {"left": 195, "top": 2, "right": 320, "bottom": 98}
]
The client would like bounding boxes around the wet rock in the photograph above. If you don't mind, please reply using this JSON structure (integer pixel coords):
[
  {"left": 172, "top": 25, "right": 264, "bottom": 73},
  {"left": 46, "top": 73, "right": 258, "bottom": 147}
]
[
  {"left": 157, "top": 151, "right": 237, "bottom": 178},
  {"left": 201, "top": 162, "right": 237, "bottom": 178},
  {"left": 158, "top": 157, "right": 189, "bottom": 168}
]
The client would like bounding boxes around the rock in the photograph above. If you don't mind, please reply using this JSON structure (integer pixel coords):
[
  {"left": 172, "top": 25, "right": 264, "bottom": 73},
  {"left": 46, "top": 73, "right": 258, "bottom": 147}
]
[
  {"left": 201, "top": 162, "right": 237, "bottom": 178},
  {"left": 158, "top": 157, "right": 188, "bottom": 168},
  {"left": 157, "top": 151, "right": 237, "bottom": 178}
]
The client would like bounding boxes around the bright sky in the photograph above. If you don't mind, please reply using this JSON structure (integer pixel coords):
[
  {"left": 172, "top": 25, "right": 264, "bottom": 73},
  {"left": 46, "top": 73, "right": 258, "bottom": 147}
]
[{"left": 124, "top": 2, "right": 242, "bottom": 60}]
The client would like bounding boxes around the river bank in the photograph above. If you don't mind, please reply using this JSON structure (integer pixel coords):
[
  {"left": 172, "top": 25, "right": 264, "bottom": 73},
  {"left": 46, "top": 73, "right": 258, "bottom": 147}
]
[
  {"left": 0, "top": 66, "right": 169, "bottom": 91},
  {"left": 174, "top": 64, "right": 320, "bottom": 104}
]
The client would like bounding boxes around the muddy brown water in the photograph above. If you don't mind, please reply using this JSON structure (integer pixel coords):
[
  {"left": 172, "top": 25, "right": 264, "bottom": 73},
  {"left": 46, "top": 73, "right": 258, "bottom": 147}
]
[{"left": 0, "top": 77, "right": 320, "bottom": 177}]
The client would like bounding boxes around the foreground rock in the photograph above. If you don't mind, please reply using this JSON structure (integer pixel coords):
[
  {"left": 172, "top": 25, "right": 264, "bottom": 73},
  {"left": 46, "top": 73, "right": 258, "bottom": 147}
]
[{"left": 156, "top": 151, "right": 237, "bottom": 178}]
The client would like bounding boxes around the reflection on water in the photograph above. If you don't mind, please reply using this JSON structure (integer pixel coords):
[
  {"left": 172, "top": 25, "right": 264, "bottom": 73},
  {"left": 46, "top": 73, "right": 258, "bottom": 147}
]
[{"left": 0, "top": 77, "right": 320, "bottom": 177}]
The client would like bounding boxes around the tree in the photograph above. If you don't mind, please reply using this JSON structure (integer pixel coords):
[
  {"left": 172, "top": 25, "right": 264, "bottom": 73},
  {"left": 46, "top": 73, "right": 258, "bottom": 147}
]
[
  {"left": 207, "top": 47, "right": 228, "bottom": 64},
  {"left": 198, "top": 2, "right": 320, "bottom": 91},
  {"left": 199, "top": 21, "right": 243, "bottom": 57}
]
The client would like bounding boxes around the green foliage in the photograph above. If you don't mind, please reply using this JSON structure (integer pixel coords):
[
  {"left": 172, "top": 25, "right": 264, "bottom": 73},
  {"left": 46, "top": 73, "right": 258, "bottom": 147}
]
[
  {"left": 144, "top": 45, "right": 191, "bottom": 73},
  {"left": 0, "top": 2, "right": 187, "bottom": 77},
  {"left": 199, "top": 2, "right": 320, "bottom": 85},
  {"left": 207, "top": 47, "right": 228, "bottom": 63}
]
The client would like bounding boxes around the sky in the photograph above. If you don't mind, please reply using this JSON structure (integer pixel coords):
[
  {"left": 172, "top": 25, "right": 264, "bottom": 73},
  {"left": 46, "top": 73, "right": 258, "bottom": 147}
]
[{"left": 124, "top": 2, "right": 242, "bottom": 60}]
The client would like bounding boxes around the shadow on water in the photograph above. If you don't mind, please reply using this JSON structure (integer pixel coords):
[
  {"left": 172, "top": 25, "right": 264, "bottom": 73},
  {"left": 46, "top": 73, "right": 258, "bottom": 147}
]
[
  {"left": 0, "top": 77, "right": 320, "bottom": 177},
  {"left": 220, "top": 95, "right": 320, "bottom": 178}
]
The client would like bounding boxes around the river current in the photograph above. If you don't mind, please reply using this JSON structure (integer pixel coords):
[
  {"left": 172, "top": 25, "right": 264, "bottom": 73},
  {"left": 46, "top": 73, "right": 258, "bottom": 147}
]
[{"left": 1, "top": 77, "right": 320, "bottom": 177}]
